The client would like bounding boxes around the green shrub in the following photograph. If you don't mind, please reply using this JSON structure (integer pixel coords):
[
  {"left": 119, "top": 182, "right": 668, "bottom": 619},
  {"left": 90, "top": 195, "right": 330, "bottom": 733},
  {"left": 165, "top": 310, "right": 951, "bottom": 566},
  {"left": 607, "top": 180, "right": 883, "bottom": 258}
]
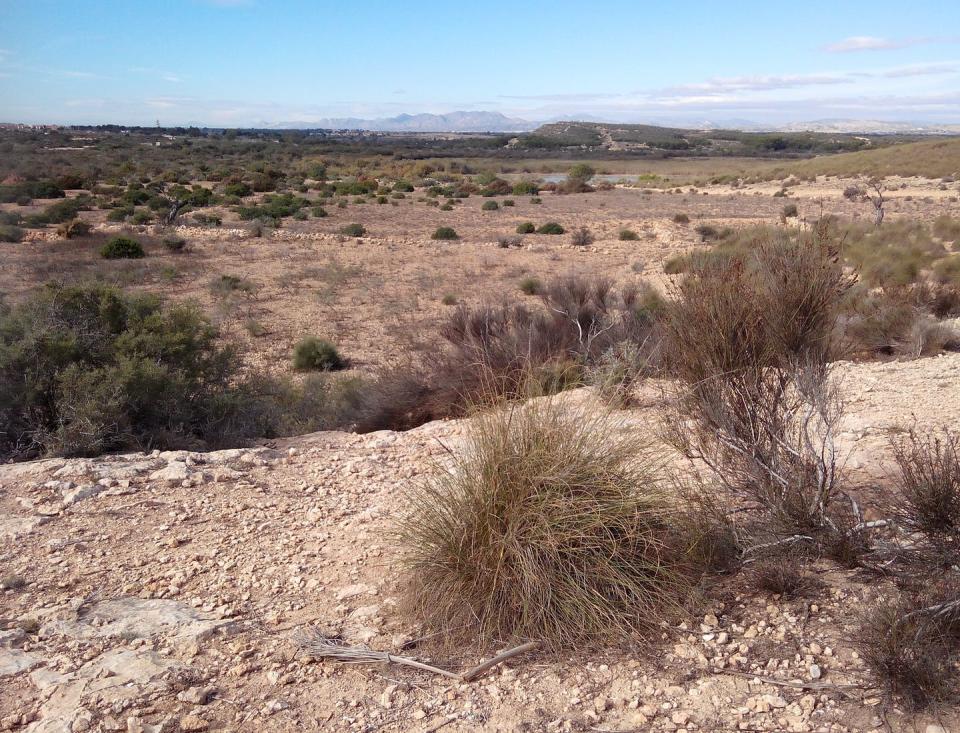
[
  {"left": 107, "top": 205, "right": 134, "bottom": 222},
  {"left": 393, "top": 180, "right": 415, "bottom": 192},
  {"left": 0, "top": 224, "right": 24, "bottom": 243},
  {"left": 441, "top": 293, "right": 458, "bottom": 306},
  {"left": 0, "top": 284, "right": 270, "bottom": 459},
  {"left": 130, "top": 210, "right": 152, "bottom": 225},
  {"left": 163, "top": 237, "right": 188, "bottom": 253},
  {"left": 618, "top": 229, "right": 639, "bottom": 241},
  {"left": 311, "top": 206, "right": 328, "bottom": 218},
  {"left": 100, "top": 236, "right": 145, "bottom": 259},
  {"left": 440, "top": 204, "right": 453, "bottom": 211},
  {"left": 782, "top": 203, "right": 799, "bottom": 218},
  {"left": 481, "top": 200, "right": 499, "bottom": 211},
  {"left": 519, "top": 277, "right": 542, "bottom": 295},
  {"left": 516, "top": 222, "right": 536, "bottom": 234},
  {"left": 432, "top": 227, "right": 459, "bottom": 240},
  {"left": 672, "top": 213, "right": 690, "bottom": 225},
  {"left": 502, "top": 199, "right": 515, "bottom": 207},
  {"left": 224, "top": 181, "right": 252, "bottom": 197},
  {"left": 537, "top": 222, "right": 565, "bottom": 235},
  {"left": 292, "top": 336, "right": 344, "bottom": 371},
  {"left": 512, "top": 180, "right": 540, "bottom": 195},
  {"left": 339, "top": 223, "right": 366, "bottom": 237},
  {"left": 530, "top": 197, "right": 542, "bottom": 204}
]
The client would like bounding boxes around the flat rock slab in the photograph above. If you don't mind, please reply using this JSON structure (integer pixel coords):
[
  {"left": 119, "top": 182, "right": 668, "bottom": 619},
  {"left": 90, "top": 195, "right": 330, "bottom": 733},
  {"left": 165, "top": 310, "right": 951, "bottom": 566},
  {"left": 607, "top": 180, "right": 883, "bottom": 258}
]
[
  {"left": 0, "top": 513, "right": 46, "bottom": 539},
  {"left": 27, "top": 649, "right": 180, "bottom": 733},
  {"left": 0, "top": 647, "right": 43, "bottom": 677},
  {"left": 43, "top": 597, "right": 236, "bottom": 645}
]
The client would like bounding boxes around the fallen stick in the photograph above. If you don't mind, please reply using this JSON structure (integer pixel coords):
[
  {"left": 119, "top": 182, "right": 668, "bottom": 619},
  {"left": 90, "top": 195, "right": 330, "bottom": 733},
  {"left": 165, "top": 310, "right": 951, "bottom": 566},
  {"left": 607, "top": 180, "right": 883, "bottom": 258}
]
[{"left": 294, "top": 628, "right": 537, "bottom": 682}]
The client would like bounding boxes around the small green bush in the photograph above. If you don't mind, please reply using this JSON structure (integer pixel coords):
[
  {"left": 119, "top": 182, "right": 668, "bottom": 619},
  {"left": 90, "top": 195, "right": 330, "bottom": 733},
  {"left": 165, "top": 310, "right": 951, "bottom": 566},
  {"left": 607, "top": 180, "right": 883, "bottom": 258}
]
[
  {"left": 672, "top": 213, "right": 690, "bottom": 225},
  {"left": 292, "top": 337, "right": 344, "bottom": 371},
  {"left": 512, "top": 180, "right": 540, "bottom": 195},
  {"left": 537, "top": 222, "right": 565, "bottom": 235},
  {"left": 618, "top": 229, "right": 639, "bottom": 241},
  {"left": 519, "top": 277, "right": 543, "bottom": 295},
  {"left": 441, "top": 294, "right": 458, "bottom": 305},
  {"left": 100, "top": 236, "right": 145, "bottom": 259},
  {"left": 516, "top": 222, "right": 536, "bottom": 234},
  {"left": 163, "top": 237, "right": 187, "bottom": 252},
  {"left": 782, "top": 203, "right": 799, "bottom": 218},
  {"left": 339, "top": 223, "right": 366, "bottom": 237},
  {"left": 432, "top": 227, "right": 459, "bottom": 240},
  {"left": 481, "top": 200, "right": 499, "bottom": 211},
  {"left": 311, "top": 206, "right": 328, "bottom": 218},
  {"left": 502, "top": 199, "right": 515, "bottom": 207},
  {"left": 0, "top": 224, "right": 25, "bottom": 243}
]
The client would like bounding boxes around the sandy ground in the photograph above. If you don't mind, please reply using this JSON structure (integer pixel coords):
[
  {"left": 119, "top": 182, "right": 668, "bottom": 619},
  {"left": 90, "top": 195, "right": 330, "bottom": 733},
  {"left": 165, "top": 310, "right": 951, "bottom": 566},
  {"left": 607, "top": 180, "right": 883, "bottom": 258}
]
[{"left": 2, "top": 352, "right": 960, "bottom": 733}]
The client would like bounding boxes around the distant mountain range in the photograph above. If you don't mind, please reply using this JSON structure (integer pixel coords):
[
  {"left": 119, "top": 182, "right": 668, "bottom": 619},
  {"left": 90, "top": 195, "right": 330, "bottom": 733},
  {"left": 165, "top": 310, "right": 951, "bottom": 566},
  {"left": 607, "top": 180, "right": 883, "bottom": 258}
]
[
  {"left": 259, "top": 110, "right": 960, "bottom": 135},
  {"left": 269, "top": 110, "right": 538, "bottom": 133}
]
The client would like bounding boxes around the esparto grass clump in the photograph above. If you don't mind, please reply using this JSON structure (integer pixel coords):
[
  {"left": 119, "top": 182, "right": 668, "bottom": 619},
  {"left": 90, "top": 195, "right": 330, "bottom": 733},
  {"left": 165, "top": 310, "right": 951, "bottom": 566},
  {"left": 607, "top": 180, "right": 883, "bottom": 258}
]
[{"left": 398, "top": 398, "right": 697, "bottom": 648}]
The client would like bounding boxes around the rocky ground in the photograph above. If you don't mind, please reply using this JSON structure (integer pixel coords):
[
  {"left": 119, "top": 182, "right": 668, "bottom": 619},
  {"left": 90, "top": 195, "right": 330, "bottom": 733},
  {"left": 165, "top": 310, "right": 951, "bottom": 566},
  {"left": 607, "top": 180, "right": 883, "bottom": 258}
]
[{"left": 2, "top": 352, "right": 960, "bottom": 733}]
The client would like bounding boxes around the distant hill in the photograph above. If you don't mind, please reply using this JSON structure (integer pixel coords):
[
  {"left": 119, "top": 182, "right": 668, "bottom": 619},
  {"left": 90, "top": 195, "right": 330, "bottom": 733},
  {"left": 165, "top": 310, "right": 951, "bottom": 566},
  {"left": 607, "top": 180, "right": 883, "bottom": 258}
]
[
  {"left": 271, "top": 111, "right": 537, "bottom": 133},
  {"left": 519, "top": 121, "right": 924, "bottom": 157},
  {"left": 775, "top": 137, "right": 960, "bottom": 178}
]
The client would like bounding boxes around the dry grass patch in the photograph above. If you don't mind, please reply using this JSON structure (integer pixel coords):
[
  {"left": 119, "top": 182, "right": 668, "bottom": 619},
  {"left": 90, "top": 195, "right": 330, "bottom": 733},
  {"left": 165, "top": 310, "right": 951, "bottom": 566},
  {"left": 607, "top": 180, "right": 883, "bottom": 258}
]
[{"left": 398, "top": 398, "right": 700, "bottom": 649}]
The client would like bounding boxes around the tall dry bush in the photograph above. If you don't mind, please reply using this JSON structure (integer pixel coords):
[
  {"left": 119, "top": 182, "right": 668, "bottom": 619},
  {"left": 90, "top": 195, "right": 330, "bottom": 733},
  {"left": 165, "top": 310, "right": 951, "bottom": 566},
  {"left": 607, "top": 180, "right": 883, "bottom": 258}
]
[{"left": 662, "top": 228, "right": 854, "bottom": 535}]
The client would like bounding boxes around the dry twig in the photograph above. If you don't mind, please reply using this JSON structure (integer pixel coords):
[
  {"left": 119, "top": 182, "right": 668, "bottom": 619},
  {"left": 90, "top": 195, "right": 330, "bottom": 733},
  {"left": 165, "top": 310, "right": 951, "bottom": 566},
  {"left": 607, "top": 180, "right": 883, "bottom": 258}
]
[{"left": 294, "top": 629, "right": 537, "bottom": 682}]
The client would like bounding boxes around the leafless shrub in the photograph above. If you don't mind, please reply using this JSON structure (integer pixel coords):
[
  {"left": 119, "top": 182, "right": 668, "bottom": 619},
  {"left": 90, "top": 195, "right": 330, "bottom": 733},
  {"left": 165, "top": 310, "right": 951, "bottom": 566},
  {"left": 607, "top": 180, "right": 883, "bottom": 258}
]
[{"left": 570, "top": 226, "right": 594, "bottom": 247}]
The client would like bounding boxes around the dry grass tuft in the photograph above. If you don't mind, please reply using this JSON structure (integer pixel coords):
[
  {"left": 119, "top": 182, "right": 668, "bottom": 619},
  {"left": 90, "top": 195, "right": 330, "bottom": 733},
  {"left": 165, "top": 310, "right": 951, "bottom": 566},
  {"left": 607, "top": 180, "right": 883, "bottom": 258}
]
[
  {"left": 857, "top": 584, "right": 960, "bottom": 710},
  {"left": 398, "top": 398, "right": 699, "bottom": 649},
  {"left": 889, "top": 430, "right": 960, "bottom": 560}
]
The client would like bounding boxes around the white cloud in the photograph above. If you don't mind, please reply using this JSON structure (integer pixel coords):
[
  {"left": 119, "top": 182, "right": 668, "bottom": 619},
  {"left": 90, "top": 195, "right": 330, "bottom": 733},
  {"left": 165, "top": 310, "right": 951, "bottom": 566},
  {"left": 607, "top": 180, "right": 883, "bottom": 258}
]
[
  {"left": 660, "top": 73, "right": 850, "bottom": 96},
  {"left": 824, "top": 36, "right": 906, "bottom": 53}
]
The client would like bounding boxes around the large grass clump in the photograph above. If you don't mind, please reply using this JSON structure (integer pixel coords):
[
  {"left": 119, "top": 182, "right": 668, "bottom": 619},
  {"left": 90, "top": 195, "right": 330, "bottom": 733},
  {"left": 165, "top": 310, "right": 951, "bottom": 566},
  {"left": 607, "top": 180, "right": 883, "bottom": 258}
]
[{"left": 399, "top": 399, "right": 696, "bottom": 647}]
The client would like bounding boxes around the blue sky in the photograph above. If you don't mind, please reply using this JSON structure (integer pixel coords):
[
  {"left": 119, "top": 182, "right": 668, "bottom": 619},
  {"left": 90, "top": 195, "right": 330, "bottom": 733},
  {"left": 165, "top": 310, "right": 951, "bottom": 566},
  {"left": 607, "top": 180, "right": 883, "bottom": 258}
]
[{"left": 1, "top": 0, "right": 958, "bottom": 126}]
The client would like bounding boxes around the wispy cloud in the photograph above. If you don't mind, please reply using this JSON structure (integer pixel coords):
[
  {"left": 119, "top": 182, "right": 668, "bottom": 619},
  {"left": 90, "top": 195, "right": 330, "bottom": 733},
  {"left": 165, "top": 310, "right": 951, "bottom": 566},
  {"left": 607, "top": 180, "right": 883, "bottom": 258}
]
[
  {"left": 822, "top": 35, "right": 959, "bottom": 53},
  {"left": 660, "top": 73, "right": 849, "bottom": 96}
]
